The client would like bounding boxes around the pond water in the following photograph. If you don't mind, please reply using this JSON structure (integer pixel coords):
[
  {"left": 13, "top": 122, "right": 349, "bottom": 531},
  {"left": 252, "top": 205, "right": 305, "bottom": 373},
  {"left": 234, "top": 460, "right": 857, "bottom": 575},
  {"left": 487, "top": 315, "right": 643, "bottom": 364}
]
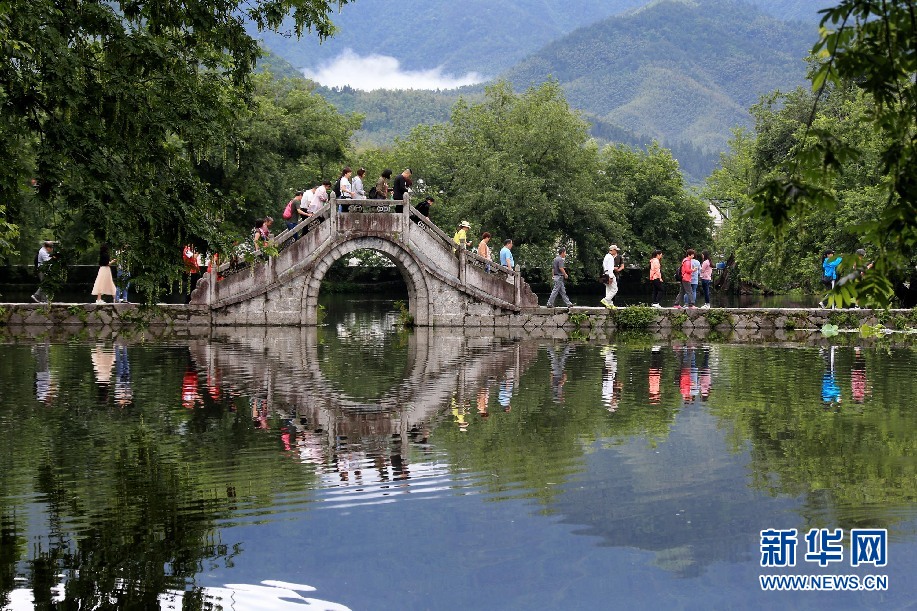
[{"left": 1, "top": 299, "right": 916, "bottom": 610}]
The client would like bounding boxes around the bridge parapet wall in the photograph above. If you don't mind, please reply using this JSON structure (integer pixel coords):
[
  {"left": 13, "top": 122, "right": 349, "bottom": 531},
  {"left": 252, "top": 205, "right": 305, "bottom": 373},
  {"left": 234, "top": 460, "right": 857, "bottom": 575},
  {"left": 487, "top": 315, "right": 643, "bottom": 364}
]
[{"left": 195, "top": 198, "right": 537, "bottom": 326}]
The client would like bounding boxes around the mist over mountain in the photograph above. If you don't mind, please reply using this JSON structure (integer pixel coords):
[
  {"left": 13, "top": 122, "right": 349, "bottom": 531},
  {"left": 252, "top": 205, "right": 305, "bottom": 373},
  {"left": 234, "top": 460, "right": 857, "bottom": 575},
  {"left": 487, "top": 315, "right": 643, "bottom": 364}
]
[
  {"left": 249, "top": 0, "right": 648, "bottom": 79},
  {"left": 252, "top": 0, "right": 831, "bottom": 84}
]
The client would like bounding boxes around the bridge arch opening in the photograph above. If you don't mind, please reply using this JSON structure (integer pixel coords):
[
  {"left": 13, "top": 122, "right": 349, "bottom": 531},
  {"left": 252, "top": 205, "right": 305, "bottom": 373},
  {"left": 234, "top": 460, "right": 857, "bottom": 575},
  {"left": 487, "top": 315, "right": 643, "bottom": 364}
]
[{"left": 304, "top": 237, "right": 431, "bottom": 327}]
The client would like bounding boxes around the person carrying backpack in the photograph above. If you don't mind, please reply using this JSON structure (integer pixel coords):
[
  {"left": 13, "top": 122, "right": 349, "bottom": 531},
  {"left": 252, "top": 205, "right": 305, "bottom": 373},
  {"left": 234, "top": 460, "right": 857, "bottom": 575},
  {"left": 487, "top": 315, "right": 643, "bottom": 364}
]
[{"left": 671, "top": 248, "right": 696, "bottom": 309}]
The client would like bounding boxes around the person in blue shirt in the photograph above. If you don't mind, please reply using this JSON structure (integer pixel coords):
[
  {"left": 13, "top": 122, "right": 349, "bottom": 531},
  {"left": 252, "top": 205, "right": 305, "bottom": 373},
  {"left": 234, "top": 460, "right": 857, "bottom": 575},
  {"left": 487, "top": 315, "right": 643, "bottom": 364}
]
[
  {"left": 499, "top": 239, "right": 514, "bottom": 269},
  {"left": 819, "top": 249, "right": 843, "bottom": 308},
  {"left": 685, "top": 255, "right": 701, "bottom": 306}
]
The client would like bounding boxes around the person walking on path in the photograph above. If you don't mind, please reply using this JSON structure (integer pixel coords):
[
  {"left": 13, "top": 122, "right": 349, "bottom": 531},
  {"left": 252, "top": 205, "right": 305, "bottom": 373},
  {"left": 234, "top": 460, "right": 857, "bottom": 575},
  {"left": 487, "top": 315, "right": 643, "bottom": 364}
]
[
  {"left": 375, "top": 169, "right": 392, "bottom": 200},
  {"left": 819, "top": 249, "right": 843, "bottom": 308},
  {"left": 91, "top": 243, "right": 117, "bottom": 304},
  {"left": 601, "top": 244, "right": 619, "bottom": 309},
  {"left": 453, "top": 221, "right": 471, "bottom": 249},
  {"left": 546, "top": 246, "right": 573, "bottom": 308},
  {"left": 500, "top": 239, "right": 514, "bottom": 270},
  {"left": 115, "top": 245, "right": 131, "bottom": 303},
  {"left": 392, "top": 168, "right": 412, "bottom": 200},
  {"left": 699, "top": 251, "right": 712, "bottom": 308},
  {"left": 672, "top": 249, "right": 696, "bottom": 309},
  {"left": 650, "top": 250, "right": 664, "bottom": 308},
  {"left": 31, "top": 241, "right": 54, "bottom": 303}
]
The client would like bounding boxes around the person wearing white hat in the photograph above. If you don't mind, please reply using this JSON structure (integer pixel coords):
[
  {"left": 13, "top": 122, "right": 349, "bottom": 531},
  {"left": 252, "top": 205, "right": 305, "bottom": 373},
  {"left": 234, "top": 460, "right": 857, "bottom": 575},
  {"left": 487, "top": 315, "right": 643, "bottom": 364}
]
[
  {"left": 453, "top": 221, "right": 471, "bottom": 250},
  {"left": 601, "top": 244, "right": 621, "bottom": 308}
]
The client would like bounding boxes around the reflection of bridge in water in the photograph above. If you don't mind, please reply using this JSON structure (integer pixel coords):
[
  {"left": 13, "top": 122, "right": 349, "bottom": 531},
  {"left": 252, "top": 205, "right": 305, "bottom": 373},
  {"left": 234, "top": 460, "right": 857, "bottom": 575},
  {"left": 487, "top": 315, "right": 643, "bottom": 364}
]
[{"left": 189, "top": 327, "right": 538, "bottom": 485}]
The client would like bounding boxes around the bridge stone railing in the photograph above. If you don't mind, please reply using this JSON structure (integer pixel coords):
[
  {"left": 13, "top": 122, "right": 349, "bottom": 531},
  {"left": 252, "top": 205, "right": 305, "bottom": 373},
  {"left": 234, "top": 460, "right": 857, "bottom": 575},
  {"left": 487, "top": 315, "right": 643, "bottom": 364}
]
[{"left": 191, "top": 194, "right": 539, "bottom": 324}]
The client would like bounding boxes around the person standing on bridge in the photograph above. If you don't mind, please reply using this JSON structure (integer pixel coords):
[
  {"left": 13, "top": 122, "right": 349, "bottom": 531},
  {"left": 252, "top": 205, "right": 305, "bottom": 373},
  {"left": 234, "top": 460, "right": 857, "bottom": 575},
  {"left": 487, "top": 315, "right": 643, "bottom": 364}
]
[
  {"left": 416, "top": 196, "right": 434, "bottom": 220},
  {"left": 453, "top": 221, "right": 471, "bottom": 250},
  {"left": 352, "top": 168, "right": 366, "bottom": 199},
  {"left": 477, "top": 232, "right": 492, "bottom": 272},
  {"left": 375, "top": 169, "right": 392, "bottom": 199},
  {"left": 392, "top": 168, "right": 412, "bottom": 200},
  {"left": 308, "top": 180, "right": 332, "bottom": 214},
  {"left": 546, "top": 246, "right": 573, "bottom": 308},
  {"left": 500, "top": 239, "right": 515, "bottom": 270}
]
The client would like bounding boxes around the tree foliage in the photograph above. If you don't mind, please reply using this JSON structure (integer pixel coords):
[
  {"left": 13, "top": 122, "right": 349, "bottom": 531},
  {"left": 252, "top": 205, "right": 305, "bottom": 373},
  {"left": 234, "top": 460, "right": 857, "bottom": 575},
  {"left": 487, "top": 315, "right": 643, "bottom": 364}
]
[
  {"left": 750, "top": 0, "right": 917, "bottom": 306},
  {"left": 359, "top": 81, "right": 712, "bottom": 282},
  {"left": 0, "top": 0, "right": 351, "bottom": 299}
]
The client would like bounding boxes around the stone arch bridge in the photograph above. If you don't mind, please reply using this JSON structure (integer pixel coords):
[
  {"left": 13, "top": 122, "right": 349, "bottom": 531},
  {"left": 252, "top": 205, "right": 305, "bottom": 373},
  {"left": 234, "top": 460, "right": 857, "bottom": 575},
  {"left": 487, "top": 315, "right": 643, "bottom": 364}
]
[{"left": 190, "top": 198, "right": 538, "bottom": 326}]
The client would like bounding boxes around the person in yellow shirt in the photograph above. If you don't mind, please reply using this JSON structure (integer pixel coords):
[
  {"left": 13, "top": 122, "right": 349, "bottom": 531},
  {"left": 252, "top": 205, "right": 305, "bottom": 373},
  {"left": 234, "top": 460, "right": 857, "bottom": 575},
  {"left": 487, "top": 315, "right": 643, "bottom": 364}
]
[{"left": 453, "top": 220, "right": 471, "bottom": 249}]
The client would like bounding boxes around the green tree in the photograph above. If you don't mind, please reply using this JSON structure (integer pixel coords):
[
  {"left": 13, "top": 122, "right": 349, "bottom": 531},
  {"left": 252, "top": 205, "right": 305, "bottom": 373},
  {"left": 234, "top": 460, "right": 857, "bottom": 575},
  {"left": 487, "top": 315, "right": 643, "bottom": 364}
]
[
  {"left": 0, "top": 0, "right": 350, "bottom": 298},
  {"left": 598, "top": 143, "right": 712, "bottom": 269},
  {"left": 751, "top": 1, "right": 917, "bottom": 306},
  {"left": 369, "top": 81, "right": 713, "bottom": 282},
  {"left": 709, "top": 84, "right": 898, "bottom": 294}
]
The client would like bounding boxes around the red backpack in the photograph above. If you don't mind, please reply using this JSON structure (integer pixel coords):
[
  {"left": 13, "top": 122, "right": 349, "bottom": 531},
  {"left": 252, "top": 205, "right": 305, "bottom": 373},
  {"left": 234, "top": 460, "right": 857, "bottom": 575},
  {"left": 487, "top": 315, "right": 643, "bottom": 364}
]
[{"left": 282, "top": 199, "right": 294, "bottom": 220}]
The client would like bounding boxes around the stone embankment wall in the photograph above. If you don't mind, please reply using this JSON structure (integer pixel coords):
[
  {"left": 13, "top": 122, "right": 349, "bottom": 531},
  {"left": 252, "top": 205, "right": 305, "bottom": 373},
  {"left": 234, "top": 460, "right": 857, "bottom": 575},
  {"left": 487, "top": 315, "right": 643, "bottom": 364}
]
[
  {"left": 2, "top": 303, "right": 915, "bottom": 333},
  {"left": 0, "top": 303, "right": 210, "bottom": 339},
  {"left": 2, "top": 304, "right": 915, "bottom": 347}
]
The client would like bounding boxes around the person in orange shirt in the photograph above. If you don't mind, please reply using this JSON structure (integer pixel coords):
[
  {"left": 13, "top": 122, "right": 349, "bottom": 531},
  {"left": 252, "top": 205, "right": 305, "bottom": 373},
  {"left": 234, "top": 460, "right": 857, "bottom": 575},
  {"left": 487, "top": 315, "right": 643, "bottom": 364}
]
[{"left": 649, "top": 250, "right": 664, "bottom": 307}]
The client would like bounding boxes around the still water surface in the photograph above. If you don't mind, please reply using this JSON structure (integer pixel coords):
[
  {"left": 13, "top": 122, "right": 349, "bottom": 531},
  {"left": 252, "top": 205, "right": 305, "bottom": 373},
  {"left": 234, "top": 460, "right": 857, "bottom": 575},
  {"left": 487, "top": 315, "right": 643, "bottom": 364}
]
[{"left": 1, "top": 299, "right": 916, "bottom": 609}]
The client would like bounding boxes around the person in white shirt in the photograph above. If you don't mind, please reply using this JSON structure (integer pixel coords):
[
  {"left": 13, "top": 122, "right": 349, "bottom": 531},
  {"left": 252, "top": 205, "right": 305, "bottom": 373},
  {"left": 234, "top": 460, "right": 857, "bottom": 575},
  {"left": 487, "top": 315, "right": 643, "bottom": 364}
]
[
  {"left": 297, "top": 188, "right": 315, "bottom": 219},
  {"left": 338, "top": 167, "right": 354, "bottom": 199},
  {"left": 601, "top": 244, "right": 620, "bottom": 309},
  {"left": 31, "top": 241, "right": 54, "bottom": 303}
]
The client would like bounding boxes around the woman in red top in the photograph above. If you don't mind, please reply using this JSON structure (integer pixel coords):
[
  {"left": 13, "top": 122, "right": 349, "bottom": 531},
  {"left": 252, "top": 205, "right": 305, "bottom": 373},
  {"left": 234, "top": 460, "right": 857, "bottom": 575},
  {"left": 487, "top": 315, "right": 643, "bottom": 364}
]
[{"left": 672, "top": 249, "right": 696, "bottom": 309}]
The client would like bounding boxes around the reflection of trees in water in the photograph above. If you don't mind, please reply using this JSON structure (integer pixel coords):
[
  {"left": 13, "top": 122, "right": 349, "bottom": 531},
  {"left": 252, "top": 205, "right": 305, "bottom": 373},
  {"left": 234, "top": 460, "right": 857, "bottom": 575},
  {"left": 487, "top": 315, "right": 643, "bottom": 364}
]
[
  {"left": 0, "top": 343, "right": 306, "bottom": 609},
  {"left": 706, "top": 346, "right": 914, "bottom": 529}
]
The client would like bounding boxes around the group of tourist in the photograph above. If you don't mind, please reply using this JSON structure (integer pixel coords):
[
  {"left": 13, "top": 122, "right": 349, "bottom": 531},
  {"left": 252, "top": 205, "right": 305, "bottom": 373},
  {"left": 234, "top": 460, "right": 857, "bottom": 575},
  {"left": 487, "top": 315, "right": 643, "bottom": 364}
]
[{"left": 668, "top": 248, "right": 714, "bottom": 310}]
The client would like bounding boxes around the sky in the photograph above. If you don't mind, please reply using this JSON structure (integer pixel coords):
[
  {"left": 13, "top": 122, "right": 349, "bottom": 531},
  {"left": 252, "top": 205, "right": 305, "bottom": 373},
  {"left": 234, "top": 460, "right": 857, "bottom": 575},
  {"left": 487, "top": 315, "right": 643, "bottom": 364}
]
[{"left": 302, "top": 49, "right": 486, "bottom": 91}]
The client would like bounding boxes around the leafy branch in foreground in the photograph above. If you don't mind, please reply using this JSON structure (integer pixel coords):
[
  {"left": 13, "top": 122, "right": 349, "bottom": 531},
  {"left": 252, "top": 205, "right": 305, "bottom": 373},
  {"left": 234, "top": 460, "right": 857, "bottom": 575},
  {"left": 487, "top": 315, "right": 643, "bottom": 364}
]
[{"left": 749, "top": 1, "right": 917, "bottom": 308}]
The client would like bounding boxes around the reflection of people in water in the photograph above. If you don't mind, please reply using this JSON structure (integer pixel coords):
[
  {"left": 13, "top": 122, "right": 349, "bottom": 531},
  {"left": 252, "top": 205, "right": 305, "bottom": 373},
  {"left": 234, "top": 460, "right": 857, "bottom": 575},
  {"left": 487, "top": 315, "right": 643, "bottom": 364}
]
[
  {"left": 476, "top": 384, "right": 490, "bottom": 419},
  {"left": 91, "top": 343, "right": 115, "bottom": 401},
  {"left": 698, "top": 347, "right": 712, "bottom": 401},
  {"left": 33, "top": 342, "right": 57, "bottom": 405},
  {"left": 182, "top": 366, "right": 202, "bottom": 409},
  {"left": 251, "top": 397, "right": 269, "bottom": 428},
  {"left": 498, "top": 369, "right": 515, "bottom": 412},
  {"left": 548, "top": 345, "right": 574, "bottom": 404},
  {"left": 601, "top": 347, "right": 622, "bottom": 413},
  {"left": 648, "top": 346, "right": 663, "bottom": 405},
  {"left": 114, "top": 343, "right": 132, "bottom": 407},
  {"left": 451, "top": 394, "right": 469, "bottom": 432},
  {"left": 677, "top": 345, "right": 697, "bottom": 403},
  {"left": 821, "top": 346, "right": 842, "bottom": 408},
  {"left": 851, "top": 347, "right": 869, "bottom": 404}
]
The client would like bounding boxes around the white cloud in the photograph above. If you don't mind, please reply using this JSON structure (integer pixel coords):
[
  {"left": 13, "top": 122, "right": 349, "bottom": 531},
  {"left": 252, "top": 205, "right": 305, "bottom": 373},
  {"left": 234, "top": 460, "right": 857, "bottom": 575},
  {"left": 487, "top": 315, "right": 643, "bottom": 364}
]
[{"left": 302, "top": 49, "right": 485, "bottom": 91}]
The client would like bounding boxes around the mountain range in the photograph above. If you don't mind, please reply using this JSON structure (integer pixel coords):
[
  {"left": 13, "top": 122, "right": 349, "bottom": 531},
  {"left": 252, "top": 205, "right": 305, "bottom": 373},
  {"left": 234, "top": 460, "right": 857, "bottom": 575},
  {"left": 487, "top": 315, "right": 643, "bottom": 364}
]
[{"left": 254, "top": 0, "right": 837, "bottom": 180}]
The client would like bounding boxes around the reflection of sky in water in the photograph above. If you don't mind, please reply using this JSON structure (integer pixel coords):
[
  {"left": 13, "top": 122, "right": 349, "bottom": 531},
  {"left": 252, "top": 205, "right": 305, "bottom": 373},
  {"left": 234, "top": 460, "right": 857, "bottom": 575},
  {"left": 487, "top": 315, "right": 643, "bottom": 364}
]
[{"left": 2, "top": 323, "right": 917, "bottom": 609}]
